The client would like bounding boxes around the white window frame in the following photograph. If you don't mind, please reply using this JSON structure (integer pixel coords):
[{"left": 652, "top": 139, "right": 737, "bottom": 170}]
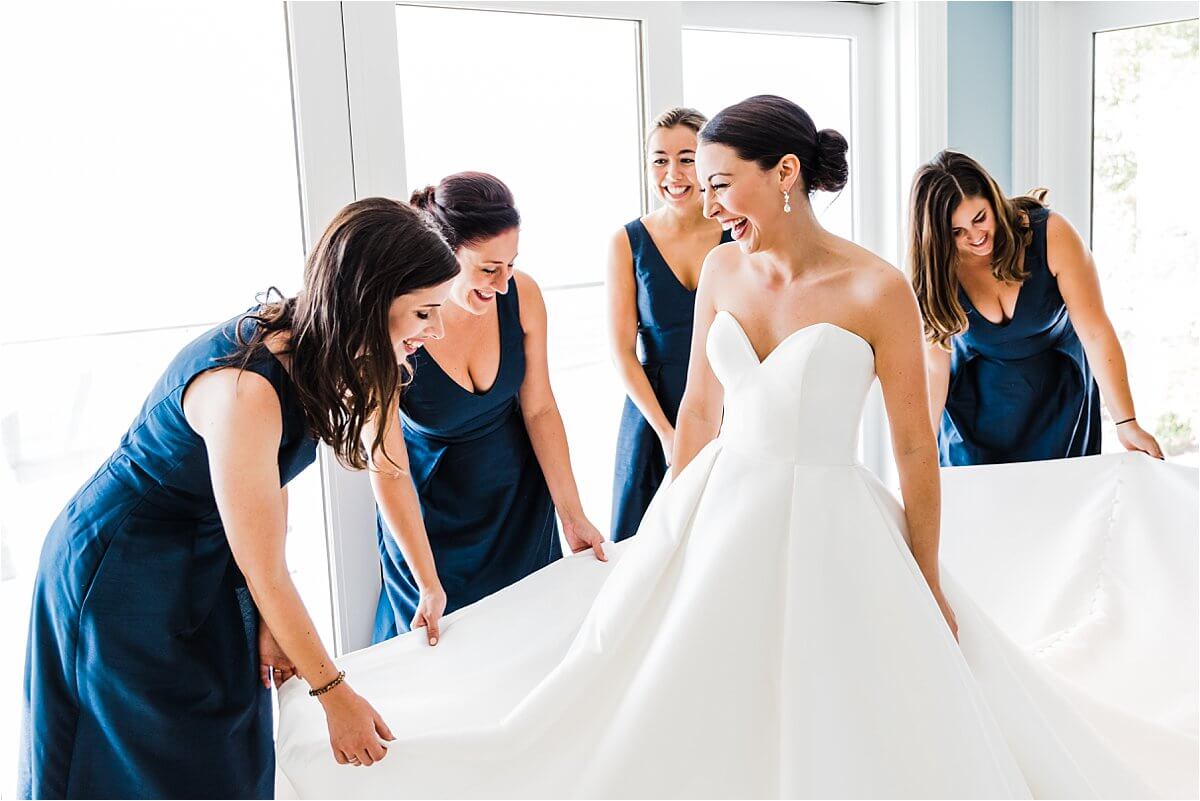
[
  {"left": 286, "top": 0, "right": 948, "bottom": 655},
  {"left": 1012, "top": 1, "right": 1197, "bottom": 246}
]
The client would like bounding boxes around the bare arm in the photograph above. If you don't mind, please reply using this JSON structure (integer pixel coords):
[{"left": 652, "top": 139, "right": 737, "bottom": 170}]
[
  {"left": 515, "top": 271, "right": 606, "bottom": 558},
  {"left": 866, "top": 270, "right": 957, "bottom": 638},
  {"left": 185, "top": 368, "right": 393, "bottom": 766},
  {"left": 1048, "top": 212, "right": 1162, "bottom": 458},
  {"left": 606, "top": 227, "right": 674, "bottom": 456},
  {"left": 364, "top": 403, "right": 445, "bottom": 644},
  {"left": 925, "top": 342, "right": 951, "bottom": 433},
  {"left": 671, "top": 251, "right": 724, "bottom": 478}
]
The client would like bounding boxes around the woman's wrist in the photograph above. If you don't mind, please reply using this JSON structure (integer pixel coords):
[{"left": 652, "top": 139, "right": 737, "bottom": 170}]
[
  {"left": 416, "top": 576, "right": 443, "bottom": 595},
  {"left": 411, "top": 563, "right": 442, "bottom": 594},
  {"left": 315, "top": 677, "right": 354, "bottom": 708},
  {"left": 915, "top": 558, "right": 941, "bottom": 589},
  {"left": 560, "top": 505, "right": 587, "bottom": 526}
]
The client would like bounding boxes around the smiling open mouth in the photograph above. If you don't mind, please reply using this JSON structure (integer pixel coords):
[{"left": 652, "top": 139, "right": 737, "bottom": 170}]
[{"left": 724, "top": 217, "right": 749, "bottom": 240}]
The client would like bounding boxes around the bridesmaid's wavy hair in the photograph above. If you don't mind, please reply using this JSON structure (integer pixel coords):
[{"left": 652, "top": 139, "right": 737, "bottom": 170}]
[
  {"left": 909, "top": 150, "right": 1049, "bottom": 349},
  {"left": 231, "top": 198, "right": 458, "bottom": 471},
  {"left": 409, "top": 172, "right": 520, "bottom": 252},
  {"left": 698, "top": 95, "right": 850, "bottom": 195}
]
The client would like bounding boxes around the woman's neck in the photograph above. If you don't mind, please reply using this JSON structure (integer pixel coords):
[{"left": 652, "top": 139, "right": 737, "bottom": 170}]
[
  {"left": 955, "top": 251, "right": 993, "bottom": 274},
  {"left": 756, "top": 201, "right": 832, "bottom": 280},
  {"left": 651, "top": 201, "right": 715, "bottom": 234}
]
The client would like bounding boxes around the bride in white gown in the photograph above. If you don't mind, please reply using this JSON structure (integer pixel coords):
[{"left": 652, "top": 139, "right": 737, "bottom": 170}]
[{"left": 277, "top": 96, "right": 1197, "bottom": 799}]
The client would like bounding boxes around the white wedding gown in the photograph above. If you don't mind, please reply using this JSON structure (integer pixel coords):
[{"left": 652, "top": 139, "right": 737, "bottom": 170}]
[{"left": 278, "top": 312, "right": 1198, "bottom": 799}]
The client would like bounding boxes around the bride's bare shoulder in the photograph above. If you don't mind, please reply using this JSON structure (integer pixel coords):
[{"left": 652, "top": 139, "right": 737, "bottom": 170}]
[
  {"left": 697, "top": 241, "right": 744, "bottom": 291},
  {"left": 836, "top": 240, "right": 909, "bottom": 303}
]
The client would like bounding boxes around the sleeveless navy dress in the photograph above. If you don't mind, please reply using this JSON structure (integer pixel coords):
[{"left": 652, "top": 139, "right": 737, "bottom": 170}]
[
  {"left": 940, "top": 207, "right": 1101, "bottom": 465},
  {"left": 20, "top": 312, "right": 316, "bottom": 799},
  {"left": 610, "top": 219, "right": 732, "bottom": 541},
  {"left": 373, "top": 280, "right": 560, "bottom": 642}
]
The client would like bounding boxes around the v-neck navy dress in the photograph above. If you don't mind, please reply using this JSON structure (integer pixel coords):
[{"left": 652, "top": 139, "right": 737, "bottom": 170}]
[
  {"left": 940, "top": 207, "right": 1101, "bottom": 465},
  {"left": 610, "top": 218, "right": 732, "bottom": 541},
  {"left": 20, "top": 311, "right": 317, "bottom": 799},
  {"left": 373, "top": 280, "right": 560, "bottom": 642}
]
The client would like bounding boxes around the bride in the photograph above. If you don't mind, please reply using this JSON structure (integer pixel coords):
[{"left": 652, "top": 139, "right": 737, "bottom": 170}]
[{"left": 277, "top": 96, "right": 1194, "bottom": 798}]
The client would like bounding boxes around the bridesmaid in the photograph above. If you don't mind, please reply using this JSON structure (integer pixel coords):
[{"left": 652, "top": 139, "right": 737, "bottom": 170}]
[
  {"left": 372, "top": 171, "right": 606, "bottom": 645},
  {"left": 20, "top": 198, "right": 459, "bottom": 798},
  {"left": 908, "top": 150, "right": 1162, "bottom": 465},
  {"left": 607, "top": 107, "right": 731, "bottom": 541}
]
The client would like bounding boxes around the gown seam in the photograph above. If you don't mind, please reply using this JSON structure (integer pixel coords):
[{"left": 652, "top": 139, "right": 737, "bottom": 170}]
[{"left": 1031, "top": 456, "right": 1123, "bottom": 657}]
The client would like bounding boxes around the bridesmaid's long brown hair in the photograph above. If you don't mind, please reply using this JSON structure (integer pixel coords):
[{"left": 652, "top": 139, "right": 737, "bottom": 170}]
[
  {"left": 908, "top": 150, "right": 1048, "bottom": 348},
  {"left": 232, "top": 197, "right": 459, "bottom": 470}
]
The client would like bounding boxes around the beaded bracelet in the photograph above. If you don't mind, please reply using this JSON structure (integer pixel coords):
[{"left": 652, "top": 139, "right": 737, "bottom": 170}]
[
  {"left": 309, "top": 670, "right": 346, "bottom": 697},
  {"left": 1115, "top": 417, "right": 1136, "bottom": 426}
]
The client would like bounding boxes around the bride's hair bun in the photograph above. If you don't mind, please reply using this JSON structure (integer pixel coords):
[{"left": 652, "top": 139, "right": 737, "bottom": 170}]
[
  {"left": 699, "top": 95, "right": 850, "bottom": 197},
  {"left": 811, "top": 129, "right": 849, "bottom": 194},
  {"left": 409, "top": 184, "right": 439, "bottom": 210}
]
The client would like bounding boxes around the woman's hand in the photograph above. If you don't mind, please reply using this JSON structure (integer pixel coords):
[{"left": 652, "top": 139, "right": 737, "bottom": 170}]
[
  {"left": 1117, "top": 420, "right": 1164, "bottom": 459},
  {"left": 410, "top": 584, "right": 447, "bottom": 646},
  {"left": 657, "top": 426, "right": 676, "bottom": 466},
  {"left": 318, "top": 682, "right": 395, "bottom": 767},
  {"left": 928, "top": 585, "right": 959, "bottom": 642},
  {"left": 258, "top": 621, "right": 296, "bottom": 688},
  {"left": 562, "top": 514, "right": 608, "bottom": 561}
]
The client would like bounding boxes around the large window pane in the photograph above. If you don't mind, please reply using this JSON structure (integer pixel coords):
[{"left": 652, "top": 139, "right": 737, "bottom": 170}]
[
  {"left": 0, "top": 6, "right": 329, "bottom": 792},
  {"left": 1092, "top": 19, "right": 1199, "bottom": 464},
  {"left": 682, "top": 29, "right": 855, "bottom": 240},
  {"left": 394, "top": 5, "right": 644, "bottom": 534}
]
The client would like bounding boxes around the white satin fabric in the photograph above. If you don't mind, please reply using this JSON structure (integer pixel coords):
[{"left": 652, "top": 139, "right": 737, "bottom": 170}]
[{"left": 278, "top": 312, "right": 1198, "bottom": 799}]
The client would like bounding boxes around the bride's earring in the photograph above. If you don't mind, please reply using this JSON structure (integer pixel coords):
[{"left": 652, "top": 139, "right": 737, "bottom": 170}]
[{"left": 783, "top": 190, "right": 792, "bottom": 214}]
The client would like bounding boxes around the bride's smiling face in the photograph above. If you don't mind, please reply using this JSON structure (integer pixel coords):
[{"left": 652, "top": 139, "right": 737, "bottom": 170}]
[{"left": 697, "top": 141, "right": 797, "bottom": 254}]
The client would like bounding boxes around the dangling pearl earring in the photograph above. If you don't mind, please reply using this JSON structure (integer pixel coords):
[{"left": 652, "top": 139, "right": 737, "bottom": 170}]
[{"left": 783, "top": 190, "right": 792, "bottom": 214}]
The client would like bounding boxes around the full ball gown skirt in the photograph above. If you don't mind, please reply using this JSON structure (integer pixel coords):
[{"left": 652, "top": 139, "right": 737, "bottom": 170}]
[{"left": 278, "top": 312, "right": 1197, "bottom": 799}]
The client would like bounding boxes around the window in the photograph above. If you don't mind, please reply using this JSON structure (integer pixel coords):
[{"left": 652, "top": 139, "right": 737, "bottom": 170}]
[
  {"left": 394, "top": 4, "right": 645, "bottom": 534},
  {"left": 0, "top": 5, "right": 328, "bottom": 790},
  {"left": 1091, "top": 19, "right": 1198, "bottom": 463}
]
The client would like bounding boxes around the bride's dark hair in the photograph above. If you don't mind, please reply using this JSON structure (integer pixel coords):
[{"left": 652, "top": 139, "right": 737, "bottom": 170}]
[
  {"left": 230, "top": 198, "right": 459, "bottom": 470},
  {"left": 699, "top": 95, "right": 849, "bottom": 195}
]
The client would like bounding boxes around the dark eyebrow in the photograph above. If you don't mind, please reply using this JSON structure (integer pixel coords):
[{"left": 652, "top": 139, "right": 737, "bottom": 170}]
[
  {"left": 706, "top": 172, "right": 732, "bottom": 182},
  {"left": 418, "top": 302, "right": 441, "bottom": 308},
  {"left": 651, "top": 149, "right": 697, "bottom": 155}
]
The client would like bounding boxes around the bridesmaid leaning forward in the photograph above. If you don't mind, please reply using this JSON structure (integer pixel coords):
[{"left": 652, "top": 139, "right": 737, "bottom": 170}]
[
  {"left": 21, "top": 199, "right": 459, "bottom": 797},
  {"left": 909, "top": 151, "right": 1162, "bottom": 466},
  {"left": 372, "top": 172, "right": 606, "bottom": 646}
]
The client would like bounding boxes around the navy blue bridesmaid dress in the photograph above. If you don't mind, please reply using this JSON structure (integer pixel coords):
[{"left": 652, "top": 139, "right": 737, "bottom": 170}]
[
  {"left": 610, "top": 219, "right": 732, "bottom": 541},
  {"left": 373, "top": 279, "right": 560, "bottom": 642},
  {"left": 940, "top": 207, "right": 1102, "bottom": 465},
  {"left": 20, "top": 311, "right": 316, "bottom": 799}
]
